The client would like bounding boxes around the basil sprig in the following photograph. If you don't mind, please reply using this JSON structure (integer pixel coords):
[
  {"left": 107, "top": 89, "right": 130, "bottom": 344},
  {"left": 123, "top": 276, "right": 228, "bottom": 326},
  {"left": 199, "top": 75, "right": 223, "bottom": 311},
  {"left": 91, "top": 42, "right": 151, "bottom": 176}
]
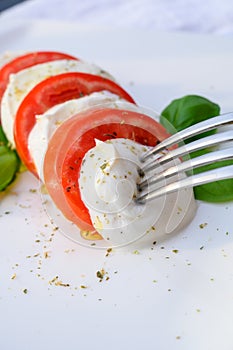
[
  {"left": 160, "top": 95, "right": 233, "bottom": 203},
  {"left": 0, "top": 125, "right": 20, "bottom": 191},
  {"left": 160, "top": 95, "right": 220, "bottom": 137}
]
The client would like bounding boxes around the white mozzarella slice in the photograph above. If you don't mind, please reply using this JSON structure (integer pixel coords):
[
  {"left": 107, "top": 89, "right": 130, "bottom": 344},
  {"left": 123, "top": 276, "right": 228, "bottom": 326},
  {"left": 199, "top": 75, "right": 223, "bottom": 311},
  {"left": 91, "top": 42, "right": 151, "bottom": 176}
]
[{"left": 79, "top": 138, "right": 196, "bottom": 246}]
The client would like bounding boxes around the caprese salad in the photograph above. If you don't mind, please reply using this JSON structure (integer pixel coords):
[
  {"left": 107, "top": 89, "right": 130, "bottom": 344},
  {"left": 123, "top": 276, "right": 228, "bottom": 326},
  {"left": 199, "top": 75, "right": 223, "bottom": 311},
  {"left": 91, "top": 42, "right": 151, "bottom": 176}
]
[{"left": 2, "top": 49, "right": 227, "bottom": 247}]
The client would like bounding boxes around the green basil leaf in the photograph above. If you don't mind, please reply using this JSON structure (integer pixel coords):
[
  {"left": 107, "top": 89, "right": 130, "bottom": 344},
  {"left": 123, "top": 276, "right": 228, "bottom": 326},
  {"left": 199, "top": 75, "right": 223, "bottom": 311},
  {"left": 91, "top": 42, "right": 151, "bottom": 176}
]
[
  {"left": 160, "top": 95, "right": 233, "bottom": 203},
  {"left": 0, "top": 124, "right": 8, "bottom": 144},
  {"left": 194, "top": 179, "right": 233, "bottom": 202},
  {"left": 0, "top": 145, "right": 20, "bottom": 191},
  {"left": 160, "top": 95, "right": 220, "bottom": 143},
  {"left": 192, "top": 156, "right": 233, "bottom": 202}
]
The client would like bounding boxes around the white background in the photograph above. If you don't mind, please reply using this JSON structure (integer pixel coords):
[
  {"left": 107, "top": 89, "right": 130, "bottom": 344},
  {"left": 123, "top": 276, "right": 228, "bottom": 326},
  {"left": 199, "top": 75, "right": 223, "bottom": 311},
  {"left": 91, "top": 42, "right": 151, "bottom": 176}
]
[{"left": 0, "top": 2, "right": 233, "bottom": 350}]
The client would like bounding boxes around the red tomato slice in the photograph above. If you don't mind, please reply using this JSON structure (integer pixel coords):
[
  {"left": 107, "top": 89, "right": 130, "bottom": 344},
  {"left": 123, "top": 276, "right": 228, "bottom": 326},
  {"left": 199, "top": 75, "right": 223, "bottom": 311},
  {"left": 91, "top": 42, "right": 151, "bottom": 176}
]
[
  {"left": 44, "top": 108, "right": 170, "bottom": 234},
  {"left": 14, "top": 72, "right": 135, "bottom": 177},
  {"left": 0, "top": 51, "right": 77, "bottom": 105}
]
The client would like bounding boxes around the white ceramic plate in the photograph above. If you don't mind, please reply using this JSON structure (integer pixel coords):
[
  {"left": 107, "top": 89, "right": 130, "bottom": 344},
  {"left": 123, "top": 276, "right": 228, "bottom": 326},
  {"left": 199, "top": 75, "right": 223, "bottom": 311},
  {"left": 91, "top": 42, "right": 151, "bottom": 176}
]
[{"left": 0, "top": 20, "right": 233, "bottom": 350}]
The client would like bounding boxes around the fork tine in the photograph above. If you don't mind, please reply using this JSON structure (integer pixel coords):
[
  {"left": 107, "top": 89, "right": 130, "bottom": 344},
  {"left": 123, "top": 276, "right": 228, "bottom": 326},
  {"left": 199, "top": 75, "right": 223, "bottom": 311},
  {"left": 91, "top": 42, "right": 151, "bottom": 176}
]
[
  {"left": 139, "top": 147, "right": 233, "bottom": 190},
  {"left": 141, "top": 130, "right": 233, "bottom": 174},
  {"left": 141, "top": 112, "right": 233, "bottom": 162},
  {"left": 136, "top": 164, "right": 233, "bottom": 203}
]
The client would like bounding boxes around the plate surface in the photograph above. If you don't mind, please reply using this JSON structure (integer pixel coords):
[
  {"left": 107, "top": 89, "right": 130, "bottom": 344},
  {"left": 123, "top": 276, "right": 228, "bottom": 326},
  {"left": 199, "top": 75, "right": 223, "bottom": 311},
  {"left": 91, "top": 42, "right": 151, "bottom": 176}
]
[{"left": 0, "top": 20, "right": 233, "bottom": 350}]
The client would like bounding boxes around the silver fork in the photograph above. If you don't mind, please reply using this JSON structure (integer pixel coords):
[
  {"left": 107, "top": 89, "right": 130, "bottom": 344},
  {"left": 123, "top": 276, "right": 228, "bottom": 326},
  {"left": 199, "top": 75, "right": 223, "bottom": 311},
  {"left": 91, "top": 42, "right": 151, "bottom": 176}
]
[{"left": 136, "top": 112, "right": 233, "bottom": 203}]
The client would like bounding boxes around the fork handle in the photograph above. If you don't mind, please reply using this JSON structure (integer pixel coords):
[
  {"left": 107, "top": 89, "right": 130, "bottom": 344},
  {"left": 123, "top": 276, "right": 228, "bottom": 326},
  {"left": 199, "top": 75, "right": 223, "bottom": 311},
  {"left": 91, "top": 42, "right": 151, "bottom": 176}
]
[
  {"left": 136, "top": 165, "right": 233, "bottom": 203},
  {"left": 141, "top": 112, "right": 233, "bottom": 162}
]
